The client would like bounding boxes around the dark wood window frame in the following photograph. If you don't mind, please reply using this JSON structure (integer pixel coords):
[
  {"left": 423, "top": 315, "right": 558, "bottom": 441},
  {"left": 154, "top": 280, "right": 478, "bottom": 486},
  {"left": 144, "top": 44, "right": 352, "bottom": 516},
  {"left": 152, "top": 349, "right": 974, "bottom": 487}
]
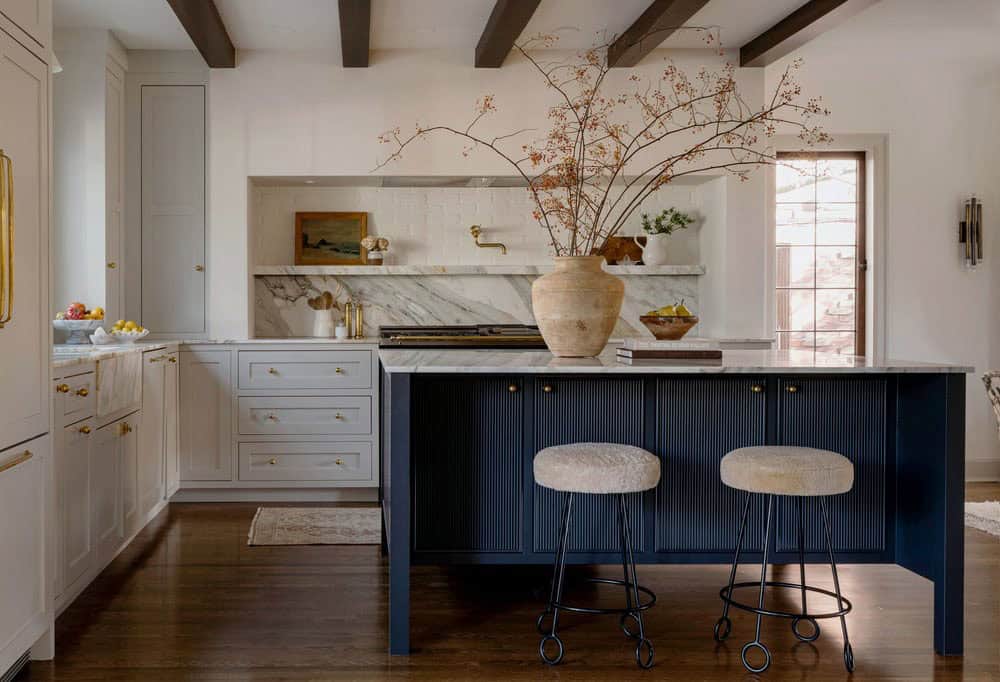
[{"left": 776, "top": 151, "right": 867, "bottom": 356}]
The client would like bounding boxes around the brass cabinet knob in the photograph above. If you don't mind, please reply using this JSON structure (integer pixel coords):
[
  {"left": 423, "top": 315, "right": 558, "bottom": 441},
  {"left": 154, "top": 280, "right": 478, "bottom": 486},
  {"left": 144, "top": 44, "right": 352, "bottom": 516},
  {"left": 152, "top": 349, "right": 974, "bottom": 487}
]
[
  {"left": 267, "top": 413, "right": 278, "bottom": 421},
  {"left": 119, "top": 422, "right": 131, "bottom": 436},
  {"left": 750, "top": 384, "right": 764, "bottom": 394},
  {"left": 335, "top": 413, "right": 345, "bottom": 421},
  {"left": 335, "top": 367, "right": 344, "bottom": 374},
  {"left": 268, "top": 458, "right": 277, "bottom": 465},
  {"left": 194, "top": 265, "right": 205, "bottom": 272},
  {"left": 335, "top": 458, "right": 344, "bottom": 466},
  {"left": 508, "top": 384, "right": 519, "bottom": 393},
  {"left": 542, "top": 384, "right": 554, "bottom": 393},
  {"left": 107, "top": 262, "right": 117, "bottom": 269},
  {"left": 56, "top": 383, "right": 70, "bottom": 393},
  {"left": 267, "top": 367, "right": 278, "bottom": 375},
  {"left": 785, "top": 385, "right": 800, "bottom": 394},
  {"left": 76, "top": 387, "right": 89, "bottom": 397},
  {"left": 79, "top": 425, "right": 91, "bottom": 435},
  {"left": 168, "top": 356, "right": 177, "bottom": 363}
]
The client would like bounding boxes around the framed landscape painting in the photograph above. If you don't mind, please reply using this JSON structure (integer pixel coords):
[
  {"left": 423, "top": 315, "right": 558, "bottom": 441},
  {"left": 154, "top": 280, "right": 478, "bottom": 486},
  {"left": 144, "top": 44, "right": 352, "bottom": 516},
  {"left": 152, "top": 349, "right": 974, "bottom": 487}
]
[{"left": 295, "top": 212, "right": 368, "bottom": 265}]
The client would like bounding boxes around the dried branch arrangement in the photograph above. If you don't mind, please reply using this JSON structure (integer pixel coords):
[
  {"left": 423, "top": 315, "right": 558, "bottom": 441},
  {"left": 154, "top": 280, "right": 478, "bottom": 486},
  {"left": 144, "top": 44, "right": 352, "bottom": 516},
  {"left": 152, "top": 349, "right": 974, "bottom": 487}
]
[{"left": 376, "top": 32, "right": 829, "bottom": 256}]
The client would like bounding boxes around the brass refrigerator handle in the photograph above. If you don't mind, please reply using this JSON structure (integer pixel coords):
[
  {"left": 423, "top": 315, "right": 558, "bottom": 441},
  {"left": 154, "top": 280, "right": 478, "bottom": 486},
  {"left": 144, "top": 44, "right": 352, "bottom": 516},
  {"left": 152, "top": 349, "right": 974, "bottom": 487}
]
[
  {"left": 0, "top": 149, "right": 13, "bottom": 328},
  {"left": 0, "top": 450, "right": 32, "bottom": 475}
]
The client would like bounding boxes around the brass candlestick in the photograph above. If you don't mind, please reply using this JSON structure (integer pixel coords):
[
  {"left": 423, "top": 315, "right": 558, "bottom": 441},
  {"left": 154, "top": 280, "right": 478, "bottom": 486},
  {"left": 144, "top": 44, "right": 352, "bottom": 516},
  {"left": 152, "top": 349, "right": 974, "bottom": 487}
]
[
  {"left": 344, "top": 301, "right": 354, "bottom": 338},
  {"left": 354, "top": 303, "right": 364, "bottom": 339}
]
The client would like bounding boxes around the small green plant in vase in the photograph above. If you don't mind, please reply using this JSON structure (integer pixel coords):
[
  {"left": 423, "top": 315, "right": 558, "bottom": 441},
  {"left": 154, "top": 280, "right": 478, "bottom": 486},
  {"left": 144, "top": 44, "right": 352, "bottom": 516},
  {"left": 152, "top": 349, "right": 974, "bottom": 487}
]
[{"left": 635, "top": 208, "right": 694, "bottom": 266}]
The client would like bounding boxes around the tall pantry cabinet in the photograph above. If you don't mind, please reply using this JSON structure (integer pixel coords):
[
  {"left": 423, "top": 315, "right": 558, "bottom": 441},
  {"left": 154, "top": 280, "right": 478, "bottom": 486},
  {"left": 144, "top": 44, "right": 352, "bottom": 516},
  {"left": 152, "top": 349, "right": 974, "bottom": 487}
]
[{"left": 0, "top": 1, "right": 54, "bottom": 679}]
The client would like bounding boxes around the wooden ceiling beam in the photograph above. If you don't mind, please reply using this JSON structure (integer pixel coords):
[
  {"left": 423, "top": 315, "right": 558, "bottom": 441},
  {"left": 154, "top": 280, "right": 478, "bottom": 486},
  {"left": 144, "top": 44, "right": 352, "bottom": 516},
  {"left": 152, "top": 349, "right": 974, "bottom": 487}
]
[
  {"left": 339, "top": 0, "right": 371, "bottom": 68},
  {"left": 740, "top": 0, "right": 879, "bottom": 67},
  {"left": 166, "top": 0, "right": 235, "bottom": 68},
  {"left": 607, "top": 0, "right": 710, "bottom": 68},
  {"left": 475, "top": 0, "right": 541, "bottom": 68}
]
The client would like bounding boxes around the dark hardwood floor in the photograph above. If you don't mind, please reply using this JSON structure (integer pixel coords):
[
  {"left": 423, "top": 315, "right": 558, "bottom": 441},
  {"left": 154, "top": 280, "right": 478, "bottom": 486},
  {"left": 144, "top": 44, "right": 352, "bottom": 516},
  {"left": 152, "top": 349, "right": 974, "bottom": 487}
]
[{"left": 25, "top": 484, "right": 1000, "bottom": 680}]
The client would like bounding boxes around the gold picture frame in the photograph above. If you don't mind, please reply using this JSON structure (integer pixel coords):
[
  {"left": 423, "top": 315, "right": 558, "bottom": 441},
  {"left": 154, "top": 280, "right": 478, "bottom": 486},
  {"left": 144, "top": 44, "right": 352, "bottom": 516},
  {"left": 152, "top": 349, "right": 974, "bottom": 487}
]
[{"left": 294, "top": 212, "right": 368, "bottom": 265}]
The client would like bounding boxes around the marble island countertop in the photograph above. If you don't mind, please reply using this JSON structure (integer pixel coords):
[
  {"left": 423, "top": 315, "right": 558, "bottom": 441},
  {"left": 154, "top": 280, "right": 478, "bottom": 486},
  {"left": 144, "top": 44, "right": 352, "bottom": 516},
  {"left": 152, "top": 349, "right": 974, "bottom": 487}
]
[{"left": 378, "top": 347, "right": 975, "bottom": 375}]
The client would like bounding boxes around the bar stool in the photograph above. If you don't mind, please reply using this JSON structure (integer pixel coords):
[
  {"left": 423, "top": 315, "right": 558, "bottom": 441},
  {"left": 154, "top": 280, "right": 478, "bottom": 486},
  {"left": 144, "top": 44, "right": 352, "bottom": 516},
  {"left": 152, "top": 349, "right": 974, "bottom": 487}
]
[
  {"left": 713, "top": 446, "right": 856, "bottom": 674},
  {"left": 533, "top": 442, "right": 660, "bottom": 669}
]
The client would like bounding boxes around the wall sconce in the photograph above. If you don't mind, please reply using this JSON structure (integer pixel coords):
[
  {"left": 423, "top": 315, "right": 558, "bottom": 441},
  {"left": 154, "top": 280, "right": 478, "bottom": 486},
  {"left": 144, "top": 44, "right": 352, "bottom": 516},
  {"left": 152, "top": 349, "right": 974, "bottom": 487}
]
[{"left": 960, "top": 196, "right": 984, "bottom": 267}]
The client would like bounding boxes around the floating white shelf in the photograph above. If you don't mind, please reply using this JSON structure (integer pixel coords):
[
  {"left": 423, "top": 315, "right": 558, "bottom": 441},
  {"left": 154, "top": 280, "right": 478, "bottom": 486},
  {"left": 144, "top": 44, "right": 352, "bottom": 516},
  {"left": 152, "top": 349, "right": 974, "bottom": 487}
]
[{"left": 253, "top": 264, "right": 706, "bottom": 276}]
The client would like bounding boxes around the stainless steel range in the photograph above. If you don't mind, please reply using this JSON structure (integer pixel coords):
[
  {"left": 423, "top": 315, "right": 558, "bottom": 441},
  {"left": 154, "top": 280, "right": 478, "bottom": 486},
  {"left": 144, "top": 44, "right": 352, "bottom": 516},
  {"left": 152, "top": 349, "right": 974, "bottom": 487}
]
[{"left": 378, "top": 324, "right": 547, "bottom": 349}]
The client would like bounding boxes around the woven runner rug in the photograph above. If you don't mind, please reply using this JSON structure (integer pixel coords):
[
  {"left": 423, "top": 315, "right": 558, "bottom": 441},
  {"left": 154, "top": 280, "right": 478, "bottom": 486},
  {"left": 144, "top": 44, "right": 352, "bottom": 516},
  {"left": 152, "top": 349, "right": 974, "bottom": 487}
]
[{"left": 248, "top": 507, "right": 381, "bottom": 545}]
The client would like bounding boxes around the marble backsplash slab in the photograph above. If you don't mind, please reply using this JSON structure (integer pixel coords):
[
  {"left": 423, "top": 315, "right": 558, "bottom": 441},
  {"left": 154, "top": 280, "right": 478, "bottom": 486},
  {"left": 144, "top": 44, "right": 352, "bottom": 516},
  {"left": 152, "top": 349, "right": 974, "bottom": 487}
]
[{"left": 254, "top": 274, "right": 700, "bottom": 339}]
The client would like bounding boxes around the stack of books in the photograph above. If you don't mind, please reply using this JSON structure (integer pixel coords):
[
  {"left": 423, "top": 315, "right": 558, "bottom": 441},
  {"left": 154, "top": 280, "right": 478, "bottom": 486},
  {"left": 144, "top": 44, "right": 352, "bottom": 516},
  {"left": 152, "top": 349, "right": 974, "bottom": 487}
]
[{"left": 616, "top": 338, "right": 723, "bottom": 363}]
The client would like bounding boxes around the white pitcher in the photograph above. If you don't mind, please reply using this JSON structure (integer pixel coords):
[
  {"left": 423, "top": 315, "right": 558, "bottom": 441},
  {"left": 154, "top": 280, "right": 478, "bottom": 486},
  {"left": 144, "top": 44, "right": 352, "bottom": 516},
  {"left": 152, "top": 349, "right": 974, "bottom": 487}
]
[{"left": 633, "top": 234, "right": 670, "bottom": 266}]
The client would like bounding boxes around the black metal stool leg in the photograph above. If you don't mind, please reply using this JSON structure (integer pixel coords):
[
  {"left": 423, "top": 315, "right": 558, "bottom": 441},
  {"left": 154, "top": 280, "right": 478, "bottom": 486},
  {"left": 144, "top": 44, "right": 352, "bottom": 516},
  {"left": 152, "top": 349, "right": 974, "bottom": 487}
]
[
  {"left": 538, "top": 492, "right": 574, "bottom": 665},
  {"left": 620, "top": 493, "right": 654, "bottom": 669},
  {"left": 740, "top": 494, "right": 774, "bottom": 674},
  {"left": 820, "top": 498, "right": 855, "bottom": 673},
  {"left": 715, "top": 492, "right": 753, "bottom": 642},
  {"left": 618, "top": 494, "right": 638, "bottom": 640},
  {"left": 792, "top": 496, "right": 821, "bottom": 642}
]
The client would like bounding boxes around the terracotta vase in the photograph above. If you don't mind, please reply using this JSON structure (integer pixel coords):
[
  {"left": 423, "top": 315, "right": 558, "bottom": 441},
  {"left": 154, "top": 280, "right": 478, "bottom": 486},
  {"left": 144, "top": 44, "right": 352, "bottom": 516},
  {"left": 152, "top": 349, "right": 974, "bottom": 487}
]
[{"left": 531, "top": 256, "right": 625, "bottom": 357}]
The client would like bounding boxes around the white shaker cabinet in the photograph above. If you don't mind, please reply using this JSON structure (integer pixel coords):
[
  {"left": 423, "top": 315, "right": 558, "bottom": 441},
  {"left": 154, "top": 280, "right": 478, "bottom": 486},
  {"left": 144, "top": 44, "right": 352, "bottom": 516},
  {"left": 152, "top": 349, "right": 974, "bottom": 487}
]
[
  {"left": 140, "top": 350, "right": 180, "bottom": 515},
  {"left": 0, "top": 0, "right": 51, "bottom": 53},
  {"left": 141, "top": 85, "right": 207, "bottom": 337},
  {"left": 0, "top": 435, "right": 49, "bottom": 676},
  {"left": 120, "top": 416, "right": 139, "bottom": 537},
  {"left": 164, "top": 351, "right": 181, "bottom": 497},
  {"left": 57, "top": 419, "right": 93, "bottom": 597},
  {"left": 90, "top": 420, "right": 123, "bottom": 560},
  {"left": 0, "top": 26, "right": 49, "bottom": 450},
  {"left": 180, "top": 349, "right": 232, "bottom": 481}
]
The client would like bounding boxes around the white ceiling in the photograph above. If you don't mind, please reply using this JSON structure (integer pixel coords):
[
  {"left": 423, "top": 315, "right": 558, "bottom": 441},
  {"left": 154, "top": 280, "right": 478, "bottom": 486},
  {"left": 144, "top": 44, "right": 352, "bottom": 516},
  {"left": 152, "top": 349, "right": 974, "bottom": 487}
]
[{"left": 54, "top": 0, "right": 813, "bottom": 55}]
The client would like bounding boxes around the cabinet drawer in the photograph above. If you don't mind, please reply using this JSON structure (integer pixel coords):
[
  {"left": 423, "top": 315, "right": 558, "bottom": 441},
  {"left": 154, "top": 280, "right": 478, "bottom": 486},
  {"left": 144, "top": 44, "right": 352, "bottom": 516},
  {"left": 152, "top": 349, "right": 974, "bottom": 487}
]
[
  {"left": 238, "top": 350, "right": 372, "bottom": 390},
  {"left": 238, "top": 397, "right": 372, "bottom": 435},
  {"left": 56, "top": 374, "right": 96, "bottom": 425},
  {"left": 239, "top": 442, "right": 373, "bottom": 482}
]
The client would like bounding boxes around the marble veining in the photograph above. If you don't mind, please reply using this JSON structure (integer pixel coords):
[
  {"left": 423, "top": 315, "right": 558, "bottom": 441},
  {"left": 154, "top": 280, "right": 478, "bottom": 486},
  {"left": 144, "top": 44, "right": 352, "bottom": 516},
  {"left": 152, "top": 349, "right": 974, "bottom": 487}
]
[
  {"left": 52, "top": 343, "right": 172, "bottom": 370},
  {"left": 254, "top": 274, "right": 700, "bottom": 339},
  {"left": 378, "top": 347, "right": 974, "bottom": 375}
]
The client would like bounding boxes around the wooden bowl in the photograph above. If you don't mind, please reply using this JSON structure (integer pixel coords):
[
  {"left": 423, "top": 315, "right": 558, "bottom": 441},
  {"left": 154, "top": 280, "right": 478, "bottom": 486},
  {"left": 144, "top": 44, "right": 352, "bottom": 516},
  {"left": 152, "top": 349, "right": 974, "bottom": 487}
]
[{"left": 639, "top": 315, "right": 699, "bottom": 340}]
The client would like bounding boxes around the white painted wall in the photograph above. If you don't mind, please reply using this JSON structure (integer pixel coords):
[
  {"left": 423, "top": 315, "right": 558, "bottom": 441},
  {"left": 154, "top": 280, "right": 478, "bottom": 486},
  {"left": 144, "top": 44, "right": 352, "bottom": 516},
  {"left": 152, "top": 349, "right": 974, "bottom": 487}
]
[
  {"left": 210, "top": 48, "right": 771, "bottom": 340},
  {"left": 766, "top": 0, "right": 1000, "bottom": 475},
  {"left": 52, "top": 29, "right": 126, "bottom": 316}
]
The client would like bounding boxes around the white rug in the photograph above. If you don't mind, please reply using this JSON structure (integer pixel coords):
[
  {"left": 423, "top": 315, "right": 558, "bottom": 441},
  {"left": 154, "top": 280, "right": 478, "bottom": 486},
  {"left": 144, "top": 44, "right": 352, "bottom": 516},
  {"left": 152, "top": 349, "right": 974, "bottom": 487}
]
[
  {"left": 965, "top": 501, "right": 1000, "bottom": 538},
  {"left": 248, "top": 507, "right": 381, "bottom": 546}
]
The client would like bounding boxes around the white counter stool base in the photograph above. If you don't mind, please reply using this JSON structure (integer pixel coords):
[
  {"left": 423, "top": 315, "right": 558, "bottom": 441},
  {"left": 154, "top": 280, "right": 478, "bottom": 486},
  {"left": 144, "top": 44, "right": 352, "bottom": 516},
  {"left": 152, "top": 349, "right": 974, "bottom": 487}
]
[
  {"left": 714, "top": 446, "right": 856, "bottom": 674},
  {"left": 533, "top": 442, "right": 660, "bottom": 669}
]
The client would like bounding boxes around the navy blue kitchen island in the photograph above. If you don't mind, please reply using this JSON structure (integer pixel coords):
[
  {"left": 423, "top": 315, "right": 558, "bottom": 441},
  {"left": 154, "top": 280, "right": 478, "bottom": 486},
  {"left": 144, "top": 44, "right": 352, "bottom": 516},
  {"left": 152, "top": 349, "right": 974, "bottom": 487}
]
[{"left": 378, "top": 348, "right": 970, "bottom": 657}]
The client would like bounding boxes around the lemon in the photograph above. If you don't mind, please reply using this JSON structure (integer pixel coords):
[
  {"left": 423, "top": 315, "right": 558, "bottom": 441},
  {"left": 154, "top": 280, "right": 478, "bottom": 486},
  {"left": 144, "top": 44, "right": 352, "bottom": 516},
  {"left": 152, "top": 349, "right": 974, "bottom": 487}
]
[
  {"left": 675, "top": 303, "right": 692, "bottom": 317},
  {"left": 656, "top": 305, "right": 677, "bottom": 316},
  {"left": 124, "top": 321, "right": 137, "bottom": 331}
]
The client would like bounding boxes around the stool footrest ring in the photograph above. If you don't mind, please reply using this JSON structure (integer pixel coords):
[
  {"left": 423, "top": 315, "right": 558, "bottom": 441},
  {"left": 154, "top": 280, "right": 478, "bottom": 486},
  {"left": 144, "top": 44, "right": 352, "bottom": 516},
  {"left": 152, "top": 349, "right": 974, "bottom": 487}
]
[
  {"left": 551, "top": 577, "right": 656, "bottom": 616},
  {"left": 720, "top": 580, "right": 852, "bottom": 620}
]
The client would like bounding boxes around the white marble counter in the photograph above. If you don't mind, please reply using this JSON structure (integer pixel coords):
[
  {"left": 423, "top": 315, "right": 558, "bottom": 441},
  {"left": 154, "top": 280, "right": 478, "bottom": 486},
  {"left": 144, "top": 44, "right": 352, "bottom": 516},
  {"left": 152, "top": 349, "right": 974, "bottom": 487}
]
[
  {"left": 172, "top": 337, "right": 378, "bottom": 345},
  {"left": 254, "top": 264, "right": 706, "bottom": 276},
  {"left": 52, "top": 342, "right": 173, "bottom": 370},
  {"left": 378, "top": 347, "right": 974, "bottom": 375}
]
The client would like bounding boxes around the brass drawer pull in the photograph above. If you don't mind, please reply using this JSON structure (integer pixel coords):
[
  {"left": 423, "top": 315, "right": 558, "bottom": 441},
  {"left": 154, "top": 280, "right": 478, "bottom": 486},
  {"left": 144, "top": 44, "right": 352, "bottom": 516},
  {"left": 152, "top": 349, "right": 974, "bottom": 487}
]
[
  {"left": 168, "top": 356, "right": 177, "bottom": 363},
  {"left": 335, "top": 413, "right": 345, "bottom": 421},
  {"left": 785, "top": 385, "right": 800, "bottom": 394},
  {"left": 107, "top": 262, "right": 117, "bottom": 269},
  {"left": 508, "top": 384, "right": 519, "bottom": 393},
  {"left": 0, "top": 450, "right": 32, "bottom": 474},
  {"left": 269, "top": 458, "right": 278, "bottom": 465},
  {"left": 194, "top": 265, "right": 205, "bottom": 272},
  {"left": 267, "top": 367, "right": 278, "bottom": 375},
  {"left": 542, "top": 384, "right": 554, "bottom": 393},
  {"left": 751, "top": 384, "right": 764, "bottom": 394},
  {"left": 56, "top": 383, "right": 70, "bottom": 393},
  {"left": 79, "top": 425, "right": 91, "bottom": 434},
  {"left": 335, "top": 367, "right": 344, "bottom": 374},
  {"left": 76, "top": 387, "right": 89, "bottom": 397},
  {"left": 267, "top": 413, "right": 279, "bottom": 421},
  {"left": 335, "top": 458, "right": 344, "bottom": 466}
]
